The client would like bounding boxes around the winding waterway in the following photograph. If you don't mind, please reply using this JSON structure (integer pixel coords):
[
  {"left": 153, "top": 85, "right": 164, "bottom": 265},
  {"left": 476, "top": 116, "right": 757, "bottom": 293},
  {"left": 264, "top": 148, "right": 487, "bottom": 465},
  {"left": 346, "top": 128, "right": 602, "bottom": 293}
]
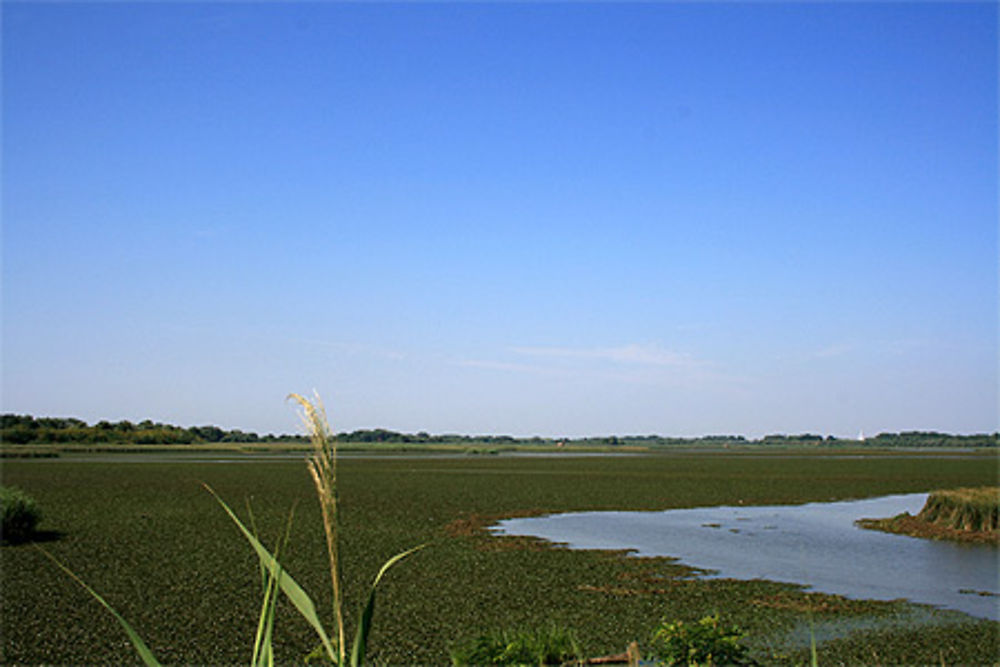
[{"left": 493, "top": 494, "right": 999, "bottom": 620}]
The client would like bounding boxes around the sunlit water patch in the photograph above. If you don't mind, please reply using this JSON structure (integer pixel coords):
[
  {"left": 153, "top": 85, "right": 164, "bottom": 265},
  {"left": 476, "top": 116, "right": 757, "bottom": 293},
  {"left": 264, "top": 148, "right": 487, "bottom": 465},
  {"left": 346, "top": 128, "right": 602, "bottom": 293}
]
[{"left": 493, "top": 494, "right": 999, "bottom": 620}]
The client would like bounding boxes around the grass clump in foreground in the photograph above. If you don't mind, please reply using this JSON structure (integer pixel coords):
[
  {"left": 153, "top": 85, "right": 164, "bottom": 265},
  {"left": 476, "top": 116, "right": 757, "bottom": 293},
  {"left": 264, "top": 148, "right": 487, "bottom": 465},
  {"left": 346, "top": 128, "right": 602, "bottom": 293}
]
[
  {"left": 858, "top": 486, "right": 999, "bottom": 544},
  {"left": 450, "top": 625, "right": 582, "bottom": 665},
  {"left": 450, "top": 615, "right": 754, "bottom": 666},
  {"left": 0, "top": 486, "right": 42, "bottom": 544},
  {"left": 648, "top": 615, "right": 754, "bottom": 666}
]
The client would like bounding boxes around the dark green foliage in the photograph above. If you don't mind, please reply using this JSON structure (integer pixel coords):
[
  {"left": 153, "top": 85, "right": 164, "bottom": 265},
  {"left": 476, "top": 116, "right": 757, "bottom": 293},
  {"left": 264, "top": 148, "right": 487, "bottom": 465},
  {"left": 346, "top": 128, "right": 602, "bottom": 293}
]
[
  {"left": 648, "top": 615, "right": 752, "bottom": 666},
  {"left": 1, "top": 486, "right": 42, "bottom": 544},
  {"left": 4, "top": 412, "right": 997, "bottom": 448},
  {"left": 867, "top": 431, "right": 999, "bottom": 448},
  {"left": 450, "top": 626, "right": 581, "bottom": 665},
  {"left": 1, "top": 452, "right": 997, "bottom": 664},
  {"left": 0, "top": 413, "right": 290, "bottom": 445}
]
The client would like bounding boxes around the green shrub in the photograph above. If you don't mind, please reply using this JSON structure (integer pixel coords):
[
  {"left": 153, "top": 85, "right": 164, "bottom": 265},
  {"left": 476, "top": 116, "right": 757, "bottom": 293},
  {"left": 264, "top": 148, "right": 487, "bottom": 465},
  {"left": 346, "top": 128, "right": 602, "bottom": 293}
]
[
  {"left": 649, "top": 614, "right": 752, "bottom": 666},
  {"left": 450, "top": 625, "right": 582, "bottom": 665},
  {"left": 1, "top": 485, "right": 42, "bottom": 544}
]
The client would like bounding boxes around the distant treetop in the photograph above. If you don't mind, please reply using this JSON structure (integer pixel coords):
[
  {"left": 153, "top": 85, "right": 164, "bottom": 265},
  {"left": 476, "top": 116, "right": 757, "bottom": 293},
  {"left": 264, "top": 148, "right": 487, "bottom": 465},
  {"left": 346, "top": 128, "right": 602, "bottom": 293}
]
[{"left": 0, "top": 414, "right": 995, "bottom": 448}]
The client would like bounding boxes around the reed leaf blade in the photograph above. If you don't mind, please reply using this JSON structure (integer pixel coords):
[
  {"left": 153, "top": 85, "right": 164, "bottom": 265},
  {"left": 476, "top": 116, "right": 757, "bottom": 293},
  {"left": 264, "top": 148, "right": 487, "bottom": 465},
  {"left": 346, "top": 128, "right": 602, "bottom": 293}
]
[
  {"left": 350, "top": 544, "right": 427, "bottom": 667},
  {"left": 204, "top": 484, "right": 338, "bottom": 663},
  {"left": 37, "top": 546, "right": 163, "bottom": 667}
]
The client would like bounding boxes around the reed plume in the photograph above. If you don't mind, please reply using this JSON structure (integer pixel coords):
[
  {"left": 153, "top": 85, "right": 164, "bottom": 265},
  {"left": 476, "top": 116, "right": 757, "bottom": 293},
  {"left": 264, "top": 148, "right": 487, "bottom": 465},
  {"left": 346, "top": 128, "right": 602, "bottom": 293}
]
[{"left": 288, "top": 392, "right": 346, "bottom": 665}]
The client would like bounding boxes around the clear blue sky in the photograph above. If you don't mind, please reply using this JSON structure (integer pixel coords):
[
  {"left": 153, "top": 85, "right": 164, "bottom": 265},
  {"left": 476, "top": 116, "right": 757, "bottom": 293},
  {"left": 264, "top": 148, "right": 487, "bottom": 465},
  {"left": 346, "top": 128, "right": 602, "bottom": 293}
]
[{"left": 3, "top": 2, "right": 996, "bottom": 438}]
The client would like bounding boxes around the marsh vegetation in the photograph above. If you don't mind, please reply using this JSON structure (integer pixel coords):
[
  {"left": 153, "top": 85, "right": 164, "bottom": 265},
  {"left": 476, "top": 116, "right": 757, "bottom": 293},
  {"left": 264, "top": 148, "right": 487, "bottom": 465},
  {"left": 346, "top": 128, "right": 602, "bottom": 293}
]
[
  {"left": 858, "top": 486, "right": 999, "bottom": 545},
  {"left": 0, "top": 486, "right": 42, "bottom": 545},
  {"left": 1, "top": 448, "right": 997, "bottom": 664}
]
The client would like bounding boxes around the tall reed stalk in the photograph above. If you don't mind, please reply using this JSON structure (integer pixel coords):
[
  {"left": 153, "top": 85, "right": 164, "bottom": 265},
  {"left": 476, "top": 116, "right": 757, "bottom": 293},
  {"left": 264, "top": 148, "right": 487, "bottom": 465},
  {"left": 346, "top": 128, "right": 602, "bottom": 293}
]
[{"left": 290, "top": 392, "right": 346, "bottom": 664}]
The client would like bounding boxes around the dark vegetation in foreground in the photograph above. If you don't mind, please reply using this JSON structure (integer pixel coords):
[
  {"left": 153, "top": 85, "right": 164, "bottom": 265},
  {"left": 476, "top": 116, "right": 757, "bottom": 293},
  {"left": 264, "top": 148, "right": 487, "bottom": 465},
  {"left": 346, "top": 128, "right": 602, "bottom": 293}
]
[
  {"left": 3, "top": 413, "right": 997, "bottom": 449},
  {"left": 858, "top": 486, "right": 1000, "bottom": 545},
  {"left": 2, "top": 452, "right": 998, "bottom": 664},
  {"left": 0, "top": 485, "right": 42, "bottom": 544}
]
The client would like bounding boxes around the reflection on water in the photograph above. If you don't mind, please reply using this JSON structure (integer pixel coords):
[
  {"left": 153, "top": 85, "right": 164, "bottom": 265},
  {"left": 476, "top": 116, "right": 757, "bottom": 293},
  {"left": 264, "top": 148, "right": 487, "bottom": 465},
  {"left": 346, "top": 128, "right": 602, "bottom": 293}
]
[{"left": 493, "top": 494, "right": 999, "bottom": 620}]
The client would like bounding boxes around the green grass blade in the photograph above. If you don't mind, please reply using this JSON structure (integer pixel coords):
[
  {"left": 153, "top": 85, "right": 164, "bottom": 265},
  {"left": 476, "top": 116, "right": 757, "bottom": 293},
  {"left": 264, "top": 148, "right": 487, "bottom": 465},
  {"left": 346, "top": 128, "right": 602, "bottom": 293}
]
[
  {"left": 350, "top": 544, "right": 426, "bottom": 667},
  {"left": 37, "top": 546, "right": 162, "bottom": 667},
  {"left": 246, "top": 499, "right": 268, "bottom": 592},
  {"left": 250, "top": 506, "right": 274, "bottom": 667},
  {"left": 253, "top": 508, "right": 296, "bottom": 667},
  {"left": 252, "top": 570, "right": 278, "bottom": 667},
  {"left": 252, "top": 536, "right": 284, "bottom": 667},
  {"left": 204, "top": 484, "right": 338, "bottom": 663}
]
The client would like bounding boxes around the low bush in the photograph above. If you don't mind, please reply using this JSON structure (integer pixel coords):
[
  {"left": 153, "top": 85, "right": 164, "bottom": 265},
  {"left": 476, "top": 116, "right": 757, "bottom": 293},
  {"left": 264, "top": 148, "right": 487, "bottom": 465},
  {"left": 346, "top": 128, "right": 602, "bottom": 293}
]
[
  {"left": 648, "top": 614, "right": 752, "bottom": 666},
  {"left": 450, "top": 625, "right": 582, "bottom": 665},
  {"left": 1, "top": 485, "right": 42, "bottom": 544}
]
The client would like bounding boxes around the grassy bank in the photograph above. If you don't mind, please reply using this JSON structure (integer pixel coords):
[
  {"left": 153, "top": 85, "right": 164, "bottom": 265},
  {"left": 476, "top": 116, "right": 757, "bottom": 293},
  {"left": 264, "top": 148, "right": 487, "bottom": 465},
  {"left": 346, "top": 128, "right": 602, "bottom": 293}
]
[
  {"left": 1, "top": 451, "right": 997, "bottom": 664},
  {"left": 859, "top": 486, "right": 999, "bottom": 544},
  {"left": 922, "top": 487, "right": 999, "bottom": 531}
]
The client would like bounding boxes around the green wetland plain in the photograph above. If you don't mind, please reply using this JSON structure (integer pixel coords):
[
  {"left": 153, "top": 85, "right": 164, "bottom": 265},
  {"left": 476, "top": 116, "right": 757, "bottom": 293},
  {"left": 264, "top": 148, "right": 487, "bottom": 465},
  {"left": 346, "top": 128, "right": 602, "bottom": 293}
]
[{"left": 2, "top": 448, "right": 998, "bottom": 665}]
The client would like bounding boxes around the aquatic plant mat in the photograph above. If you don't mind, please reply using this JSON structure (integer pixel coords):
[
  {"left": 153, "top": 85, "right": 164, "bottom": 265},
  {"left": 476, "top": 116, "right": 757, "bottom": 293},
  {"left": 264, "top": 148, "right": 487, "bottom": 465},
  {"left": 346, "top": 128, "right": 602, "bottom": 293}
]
[
  {"left": 858, "top": 486, "right": 1000, "bottom": 544},
  {"left": 2, "top": 451, "right": 997, "bottom": 664}
]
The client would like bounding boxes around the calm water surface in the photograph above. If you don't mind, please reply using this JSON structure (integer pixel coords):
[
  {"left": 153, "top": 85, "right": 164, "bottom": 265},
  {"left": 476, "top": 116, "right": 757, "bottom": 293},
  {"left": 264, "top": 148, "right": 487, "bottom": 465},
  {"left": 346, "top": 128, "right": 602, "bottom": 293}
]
[{"left": 493, "top": 494, "right": 999, "bottom": 620}]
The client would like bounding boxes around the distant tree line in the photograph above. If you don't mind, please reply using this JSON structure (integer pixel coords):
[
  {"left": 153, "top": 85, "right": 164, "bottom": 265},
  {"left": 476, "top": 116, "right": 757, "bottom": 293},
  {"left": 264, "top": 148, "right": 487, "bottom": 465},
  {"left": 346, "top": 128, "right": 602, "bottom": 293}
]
[
  {"left": 1, "top": 414, "right": 996, "bottom": 448},
  {"left": 0, "top": 414, "right": 306, "bottom": 445},
  {"left": 332, "top": 429, "right": 522, "bottom": 445},
  {"left": 862, "top": 431, "right": 999, "bottom": 448}
]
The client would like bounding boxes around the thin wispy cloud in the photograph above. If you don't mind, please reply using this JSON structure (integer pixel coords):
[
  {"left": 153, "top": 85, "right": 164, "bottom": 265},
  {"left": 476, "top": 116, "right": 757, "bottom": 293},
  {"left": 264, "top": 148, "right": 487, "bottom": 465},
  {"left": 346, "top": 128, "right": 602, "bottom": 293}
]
[
  {"left": 884, "top": 338, "right": 936, "bottom": 355},
  {"left": 295, "top": 338, "right": 407, "bottom": 361},
  {"left": 458, "top": 342, "right": 751, "bottom": 395},
  {"left": 164, "top": 325, "right": 407, "bottom": 361},
  {"left": 808, "top": 338, "right": 936, "bottom": 361},
  {"left": 457, "top": 359, "right": 547, "bottom": 374},
  {"left": 512, "top": 343, "right": 700, "bottom": 368},
  {"left": 813, "top": 343, "right": 855, "bottom": 359}
]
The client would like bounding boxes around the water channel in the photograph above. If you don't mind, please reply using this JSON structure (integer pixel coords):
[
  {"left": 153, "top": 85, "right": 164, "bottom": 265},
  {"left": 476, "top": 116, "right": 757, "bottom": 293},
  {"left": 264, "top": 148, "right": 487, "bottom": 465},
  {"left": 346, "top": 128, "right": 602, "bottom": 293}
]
[{"left": 493, "top": 493, "right": 999, "bottom": 620}]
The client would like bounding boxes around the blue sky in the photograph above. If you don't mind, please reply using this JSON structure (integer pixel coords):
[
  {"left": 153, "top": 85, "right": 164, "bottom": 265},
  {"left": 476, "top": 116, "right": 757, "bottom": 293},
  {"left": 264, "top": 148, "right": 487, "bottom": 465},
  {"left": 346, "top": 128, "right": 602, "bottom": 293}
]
[{"left": 2, "top": 2, "right": 997, "bottom": 438}]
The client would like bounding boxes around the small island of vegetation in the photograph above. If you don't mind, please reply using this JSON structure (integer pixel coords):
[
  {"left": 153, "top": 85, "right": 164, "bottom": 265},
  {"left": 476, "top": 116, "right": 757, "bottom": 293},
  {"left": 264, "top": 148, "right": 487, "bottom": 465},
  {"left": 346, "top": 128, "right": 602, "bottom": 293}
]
[{"left": 858, "top": 487, "right": 1000, "bottom": 545}]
